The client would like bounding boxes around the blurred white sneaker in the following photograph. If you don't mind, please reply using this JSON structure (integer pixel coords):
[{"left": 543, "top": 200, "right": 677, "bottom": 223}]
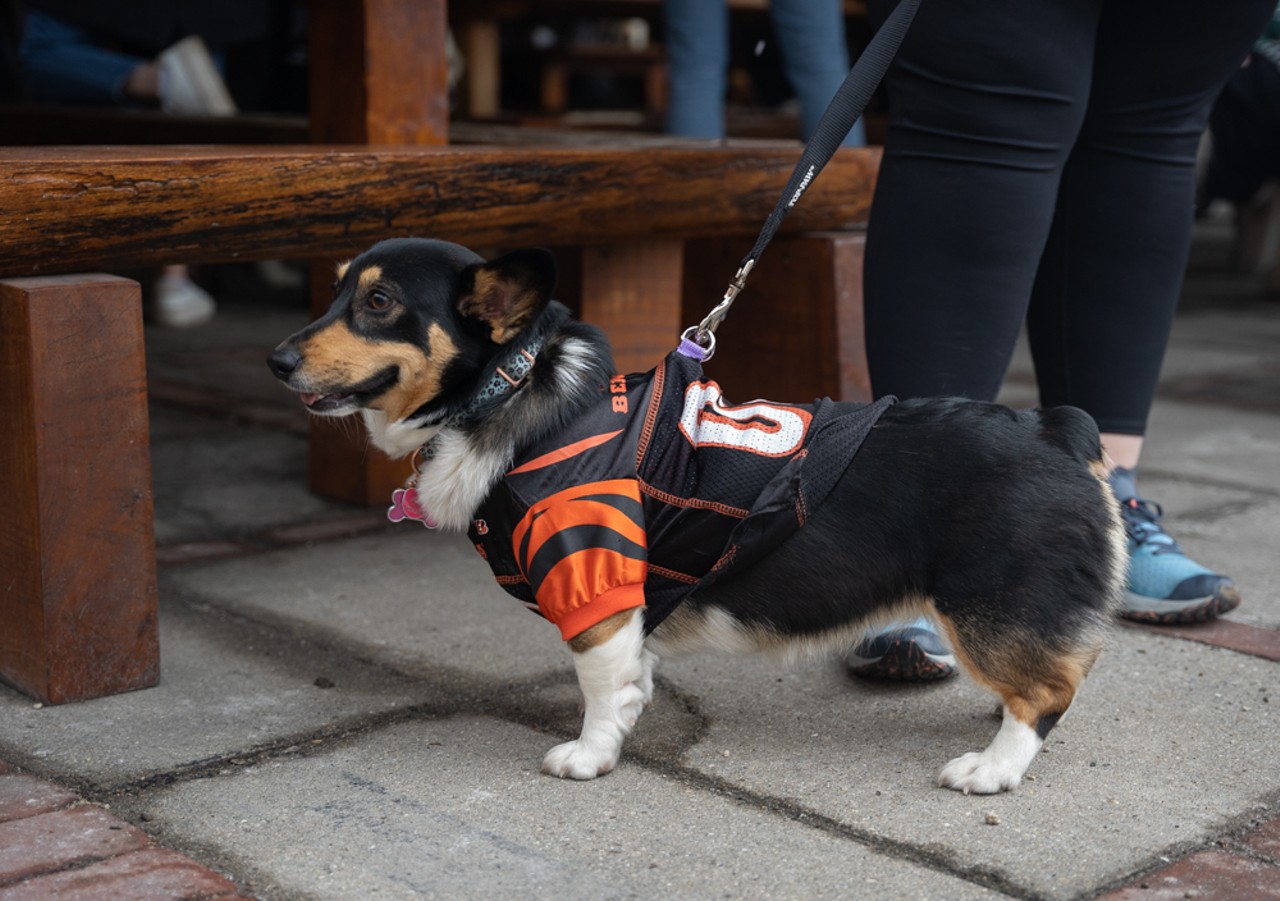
[
  {"left": 157, "top": 36, "right": 237, "bottom": 116},
  {"left": 153, "top": 271, "right": 216, "bottom": 327},
  {"left": 256, "top": 259, "right": 305, "bottom": 291}
]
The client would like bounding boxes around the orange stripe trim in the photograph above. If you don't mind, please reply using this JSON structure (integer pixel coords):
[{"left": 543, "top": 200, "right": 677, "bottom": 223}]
[
  {"left": 507, "top": 429, "right": 625, "bottom": 475},
  {"left": 647, "top": 564, "right": 700, "bottom": 585},
  {"left": 555, "top": 583, "right": 646, "bottom": 641},
  {"left": 636, "top": 359, "right": 666, "bottom": 467},
  {"left": 637, "top": 477, "right": 749, "bottom": 518}
]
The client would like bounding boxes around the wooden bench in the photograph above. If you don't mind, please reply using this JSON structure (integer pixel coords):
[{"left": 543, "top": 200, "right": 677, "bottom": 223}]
[{"left": 0, "top": 139, "right": 878, "bottom": 705}]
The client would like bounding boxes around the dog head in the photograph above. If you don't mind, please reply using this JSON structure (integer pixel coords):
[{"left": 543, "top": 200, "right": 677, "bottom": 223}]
[{"left": 267, "top": 238, "right": 557, "bottom": 433}]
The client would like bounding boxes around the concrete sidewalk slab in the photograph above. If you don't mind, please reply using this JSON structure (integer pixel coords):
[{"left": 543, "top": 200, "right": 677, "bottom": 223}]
[
  {"left": 118, "top": 716, "right": 1004, "bottom": 901},
  {"left": 144, "top": 302, "right": 309, "bottom": 411},
  {"left": 1138, "top": 402, "right": 1280, "bottom": 495},
  {"left": 654, "top": 628, "right": 1280, "bottom": 899},
  {"left": 149, "top": 409, "right": 341, "bottom": 546},
  {"left": 0, "top": 600, "right": 439, "bottom": 790},
  {"left": 161, "top": 530, "right": 573, "bottom": 683},
  {"left": 1200, "top": 500, "right": 1280, "bottom": 628}
]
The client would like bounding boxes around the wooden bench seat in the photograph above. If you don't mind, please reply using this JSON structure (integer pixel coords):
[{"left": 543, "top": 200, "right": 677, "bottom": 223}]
[
  {"left": 0, "top": 143, "right": 874, "bottom": 274},
  {"left": 0, "top": 139, "right": 878, "bottom": 704}
]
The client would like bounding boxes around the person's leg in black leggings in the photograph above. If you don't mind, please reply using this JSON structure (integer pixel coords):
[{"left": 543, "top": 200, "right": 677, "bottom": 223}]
[
  {"left": 1023, "top": 0, "right": 1271, "bottom": 626},
  {"left": 1027, "top": 0, "right": 1275, "bottom": 453},
  {"left": 851, "top": 0, "right": 1274, "bottom": 676},
  {"left": 863, "top": 0, "right": 1103, "bottom": 402},
  {"left": 865, "top": 0, "right": 1271, "bottom": 418}
]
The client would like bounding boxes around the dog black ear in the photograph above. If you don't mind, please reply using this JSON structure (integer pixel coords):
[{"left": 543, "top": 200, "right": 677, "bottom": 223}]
[{"left": 458, "top": 248, "right": 557, "bottom": 344}]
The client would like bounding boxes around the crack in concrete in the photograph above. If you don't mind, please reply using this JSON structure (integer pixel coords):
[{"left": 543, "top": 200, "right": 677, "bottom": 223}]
[{"left": 88, "top": 592, "right": 1039, "bottom": 898}]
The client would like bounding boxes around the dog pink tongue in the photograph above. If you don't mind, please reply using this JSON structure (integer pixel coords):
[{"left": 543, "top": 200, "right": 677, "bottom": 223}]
[{"left": 300, "top": 392, "right": 319, "bottom": 406}]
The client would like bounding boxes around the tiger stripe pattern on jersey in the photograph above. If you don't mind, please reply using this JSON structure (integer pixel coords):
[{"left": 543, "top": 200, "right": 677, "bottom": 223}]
[{"left": 512, "top": 479, "right": 648, "bottom": 637}]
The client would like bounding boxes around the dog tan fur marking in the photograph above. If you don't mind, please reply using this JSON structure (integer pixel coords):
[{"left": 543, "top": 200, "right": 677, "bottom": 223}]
[
  {"left": 297, "top": 320, "right": 458, "bottom": 422},
  {"left": 335, "top": 260, "right": 351, "bottom": 281},
  {"left": 462, "top": 268, "right": 542, "bottom": 344},
  {"left": 358, "top": 265, "right": 383, "bottom": 293},
  {"left": 378, "top": 322, "right": 458, "bottom": 421},
  {"left": 934, "top": 613, "right": 1098, "bottom": 727},
  {"left": 569, "top": 607, "right": 642, "bottom": 653}
]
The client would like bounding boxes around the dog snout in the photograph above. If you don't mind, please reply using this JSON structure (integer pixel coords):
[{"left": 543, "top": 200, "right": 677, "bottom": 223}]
[{"left": 267, "top": 346, "right": 302, "bottom": 380}]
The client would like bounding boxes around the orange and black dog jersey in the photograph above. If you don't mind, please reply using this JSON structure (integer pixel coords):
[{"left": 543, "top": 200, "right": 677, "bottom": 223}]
[{"left": 468, "top": 349, "right": 894, "bottom": 640}]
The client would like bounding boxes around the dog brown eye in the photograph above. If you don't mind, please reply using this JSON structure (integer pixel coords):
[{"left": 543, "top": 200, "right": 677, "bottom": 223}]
[{"left": 367, "top": 291, "right": 394, "bottom": 312}]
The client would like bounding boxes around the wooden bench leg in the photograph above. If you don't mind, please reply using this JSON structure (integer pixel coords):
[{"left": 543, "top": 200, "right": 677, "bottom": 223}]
[
  {"left": 580, "top": 240, "right": 685, "bottom": 374},
  {"left": 0, "top": 275, "right": 159, "bottom": 704},
  {"left": 304, "top": 0, "right": 449, "bottom": 506},
  {"left": 305, "top": 261, "right": 414, "bottom": 506},
  {"left": 682, "top": 231, "right": 871, "bottom": 402},
  {"left": 461, "top": 18, "right": 502, "bottom": 119}
]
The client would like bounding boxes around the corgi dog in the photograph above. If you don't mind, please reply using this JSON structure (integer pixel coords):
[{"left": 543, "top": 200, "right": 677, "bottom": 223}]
[{"left": 268, "top": 238, "right": 1125, "bottom": 794}]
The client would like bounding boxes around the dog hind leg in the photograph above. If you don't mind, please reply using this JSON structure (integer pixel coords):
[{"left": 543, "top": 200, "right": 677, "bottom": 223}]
[
  {"left": 542, "top": 608, "right": 655, "bottom": 780},
  {"left": 938, "top": 702, "right": 1052, "bottom": 795},
  {"left": 934, "top": 613, "right": 1102, "bottom": 794}
]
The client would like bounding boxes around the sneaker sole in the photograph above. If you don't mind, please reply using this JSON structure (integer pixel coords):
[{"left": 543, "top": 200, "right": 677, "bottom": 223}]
[
  {"left": 1118, "top": 583, "right": 1242, "bottom": 626},
  {"left": 848, "top": 640, "right": 957, "bottom": 682}
]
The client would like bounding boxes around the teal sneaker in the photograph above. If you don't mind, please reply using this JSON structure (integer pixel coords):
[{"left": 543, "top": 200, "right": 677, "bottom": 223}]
[
  {"left": 1109, "top": 467, "right": 1240, "bottom": 624},
  {"left": 847, "top": 616, "right": 957, "bottom": 682}
]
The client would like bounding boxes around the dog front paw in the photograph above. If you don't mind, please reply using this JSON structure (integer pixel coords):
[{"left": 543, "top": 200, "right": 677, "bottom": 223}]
[
  {"left": 937, "top": 751, "right": 1024, "bottom": 794},
  {"left": 542, "top": 740, "right": 619, "bottom": 780}
]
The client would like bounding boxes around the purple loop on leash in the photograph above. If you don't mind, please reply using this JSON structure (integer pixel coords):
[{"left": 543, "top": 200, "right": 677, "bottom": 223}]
[{"left": 677, "top": 336, "right": 709, "bottom": 361}]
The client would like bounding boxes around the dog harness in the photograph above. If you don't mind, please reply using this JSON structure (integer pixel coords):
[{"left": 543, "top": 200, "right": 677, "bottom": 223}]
[{"left": 468, "top": 350, "right": 894, "bottom": 640}]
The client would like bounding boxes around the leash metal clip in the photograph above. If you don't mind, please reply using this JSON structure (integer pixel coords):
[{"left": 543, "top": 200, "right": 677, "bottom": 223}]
[{"left": 692, "top": 258, "right": 755, "bottom": 358}]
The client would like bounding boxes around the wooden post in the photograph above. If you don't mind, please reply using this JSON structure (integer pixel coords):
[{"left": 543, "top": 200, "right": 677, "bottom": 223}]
[
  {"left": 308, "top": 0, "right": 450, "bottom": 145},
  {"left": 682, "top": 231, "right": 871, "bottom": 403},
  {"left": 0, "top": 275, "right": 159, "bottom": 704},
  {"left": 306, "top": 0, "right": 449, "bottom": 505},
  {"left": 580, "top": 241, "right": 685, "bottom": 374},
  {"left": 461, "top": 19, "right": 502, "bottom": 119}
]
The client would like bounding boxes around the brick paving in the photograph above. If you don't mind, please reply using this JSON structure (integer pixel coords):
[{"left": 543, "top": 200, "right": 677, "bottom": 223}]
[
  {"left": 1241, "top": 818, "right": 1280, "bottom": 859},
  {"left": 1092, "top": 677, "right": 1280, "bottom": 900},
  {"left": 0, "top": 766, "right": 248, "bottom": 900},
  {"left": 1129, "top": 618, "right": 1280, "bottom": 663},
  {"left": 1097, "top": 824, "right": 1280, "bottom": 900}
]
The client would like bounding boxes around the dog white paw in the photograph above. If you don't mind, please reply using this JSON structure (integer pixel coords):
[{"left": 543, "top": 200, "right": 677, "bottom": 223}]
[
  {"left": 937, "top": 751, "right": 1024, "bottom": 794},
  {"left": 542, "top": 739, "right": 619, "bottom": 780}
]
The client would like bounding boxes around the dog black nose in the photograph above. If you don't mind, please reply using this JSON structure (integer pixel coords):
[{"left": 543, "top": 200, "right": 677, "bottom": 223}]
[{"left": 267, "top": 347, "right": 302, "bottom": 379}]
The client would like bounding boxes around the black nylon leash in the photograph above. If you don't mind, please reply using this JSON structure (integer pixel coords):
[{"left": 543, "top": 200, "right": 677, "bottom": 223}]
[{"left": 686, "top": 0, "right": 921, "bottom": 358}]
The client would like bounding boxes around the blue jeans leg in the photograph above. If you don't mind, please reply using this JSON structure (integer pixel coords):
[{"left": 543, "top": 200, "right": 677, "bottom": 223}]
[
  {"left": 19, "top": 11, "right": 147, "bottom": 106},
  {"left": 664, "top": 0, "right": 730, "bottom": 138},
  {"left": 770, "top": 0, "right": 864, "bottom": 145}
]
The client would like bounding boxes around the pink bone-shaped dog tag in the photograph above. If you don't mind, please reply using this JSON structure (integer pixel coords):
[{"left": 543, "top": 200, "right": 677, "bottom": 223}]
[{"left": 387, "top": 487, "right": 439, "bottom": 529}]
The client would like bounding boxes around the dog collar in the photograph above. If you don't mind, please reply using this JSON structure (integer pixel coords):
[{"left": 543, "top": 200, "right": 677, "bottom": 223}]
[
  {"left": 388, "top": 336, "right": 544, "bottom": 529},
  {"left": 457, "top": 335, "right": 544, "bottom": 421}
]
